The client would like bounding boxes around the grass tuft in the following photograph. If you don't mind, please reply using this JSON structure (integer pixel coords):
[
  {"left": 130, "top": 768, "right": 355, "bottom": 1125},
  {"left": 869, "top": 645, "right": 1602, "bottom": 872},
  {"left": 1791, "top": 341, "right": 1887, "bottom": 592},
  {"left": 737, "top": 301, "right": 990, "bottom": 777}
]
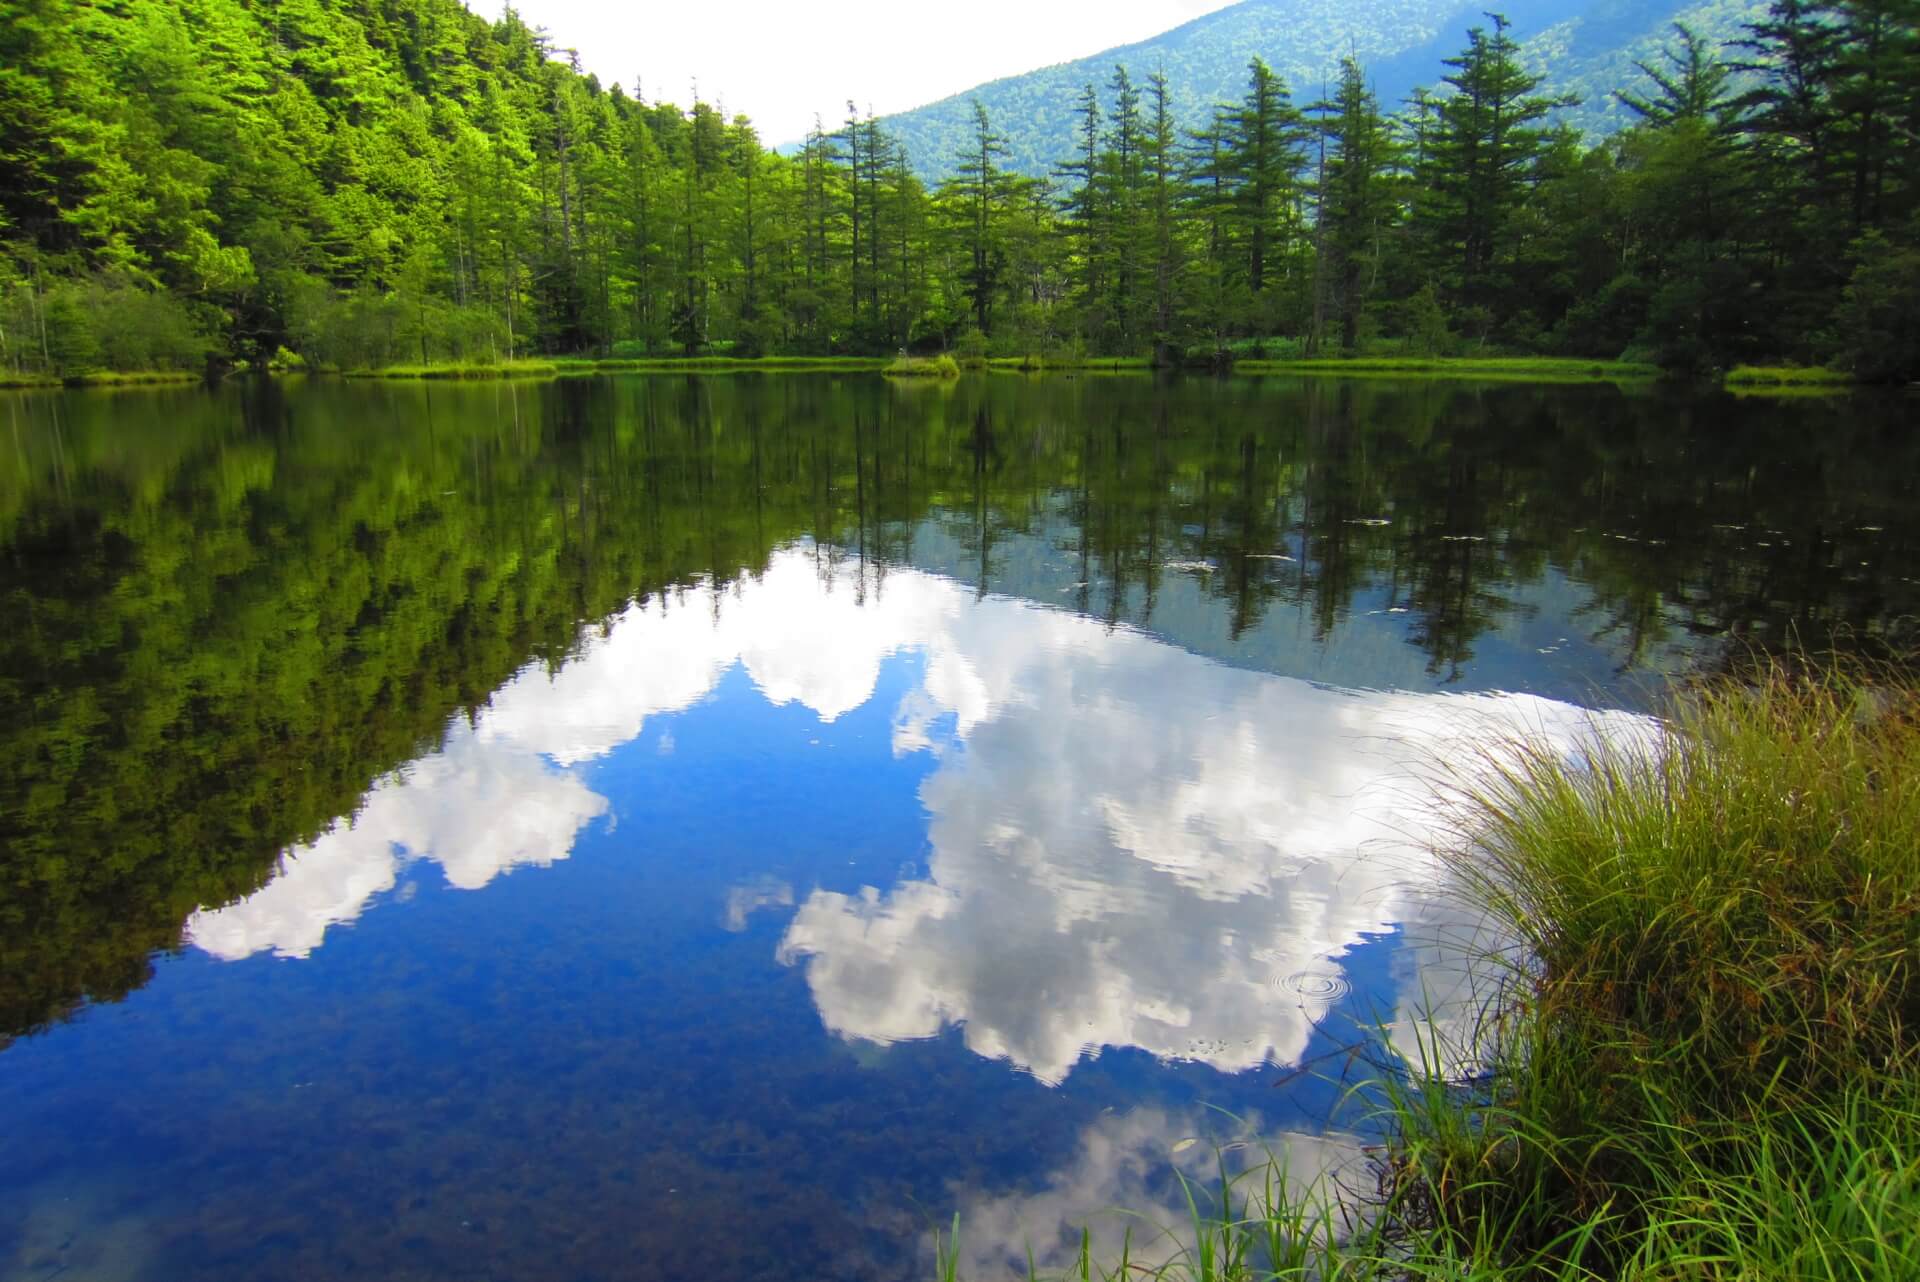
[{"left": 885, "top": 354, "right": 962, "bottom": 378}]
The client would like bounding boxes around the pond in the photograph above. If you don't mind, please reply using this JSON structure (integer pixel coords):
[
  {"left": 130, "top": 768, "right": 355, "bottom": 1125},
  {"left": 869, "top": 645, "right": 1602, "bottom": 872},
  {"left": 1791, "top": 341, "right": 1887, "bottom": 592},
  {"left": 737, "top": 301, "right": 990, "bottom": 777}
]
[{"left": 1, "top": 374, "right": 1914, "bottom": 1281}]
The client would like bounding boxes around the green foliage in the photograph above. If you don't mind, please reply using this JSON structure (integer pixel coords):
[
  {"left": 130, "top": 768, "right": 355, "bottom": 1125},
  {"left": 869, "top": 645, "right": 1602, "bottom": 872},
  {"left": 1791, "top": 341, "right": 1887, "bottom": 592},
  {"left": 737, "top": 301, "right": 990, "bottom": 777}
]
[
  {"left": 884, "top": 353, "right": 961, "bottom": 377},
  {"left": 0, "top": 0, "right": 1913, "bottom": 377},
  {"left": 1836, "top": 232, "right": 1920, "bottom": 382}
]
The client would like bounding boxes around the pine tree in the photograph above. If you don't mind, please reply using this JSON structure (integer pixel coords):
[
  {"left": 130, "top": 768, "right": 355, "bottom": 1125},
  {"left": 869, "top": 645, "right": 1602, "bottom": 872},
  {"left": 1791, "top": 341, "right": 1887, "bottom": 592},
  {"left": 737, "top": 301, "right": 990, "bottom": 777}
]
[
  {"left": 1312, "top": 59, "right": 1398, "bottom": 352},
  {"left": 1414, "top": 14, "right": 1569, "bottom": 325},
  {"left": 948, "top": 100, "right": 1012, "bottom": 336},
  {"left": 1222, "top": 58, "right": 1306, "bottom": 300}
]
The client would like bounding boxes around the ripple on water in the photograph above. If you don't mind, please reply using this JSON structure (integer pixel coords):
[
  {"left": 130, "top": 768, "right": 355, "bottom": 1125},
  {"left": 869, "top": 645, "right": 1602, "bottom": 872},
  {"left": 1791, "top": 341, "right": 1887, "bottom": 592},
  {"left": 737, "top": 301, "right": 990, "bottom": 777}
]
[{"left": 1278, "top": 971, "right": 1353, "bottom": 1003}]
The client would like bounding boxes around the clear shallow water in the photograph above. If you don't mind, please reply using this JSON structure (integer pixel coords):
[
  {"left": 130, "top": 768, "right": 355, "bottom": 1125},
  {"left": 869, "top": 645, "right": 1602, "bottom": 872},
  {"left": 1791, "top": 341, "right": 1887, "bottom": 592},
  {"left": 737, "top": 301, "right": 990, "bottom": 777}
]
[{"left": 1, "top": 376, "right": 1914, "bottom": 1280}]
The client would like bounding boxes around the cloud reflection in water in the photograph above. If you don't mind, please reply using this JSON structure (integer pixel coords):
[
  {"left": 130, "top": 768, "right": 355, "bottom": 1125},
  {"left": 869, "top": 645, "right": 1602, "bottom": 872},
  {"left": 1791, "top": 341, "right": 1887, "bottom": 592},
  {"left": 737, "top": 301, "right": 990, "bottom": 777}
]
[
  {"left": 188, "top": 547, "right": 1641, "bottom": 1086},
  {"left": 945, "top": 1107, "right": 1373, "bottom": 1282}
]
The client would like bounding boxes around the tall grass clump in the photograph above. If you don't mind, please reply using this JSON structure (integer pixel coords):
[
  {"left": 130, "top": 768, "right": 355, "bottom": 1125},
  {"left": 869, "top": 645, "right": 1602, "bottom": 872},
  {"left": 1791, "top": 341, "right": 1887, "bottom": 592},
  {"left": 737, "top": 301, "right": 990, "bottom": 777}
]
[
  {"left": 1396, "top": 666, "right": 1920, "bottom": 1271},
  {"left": 886, "top": 354, "right": 962, "bottom": 378}
]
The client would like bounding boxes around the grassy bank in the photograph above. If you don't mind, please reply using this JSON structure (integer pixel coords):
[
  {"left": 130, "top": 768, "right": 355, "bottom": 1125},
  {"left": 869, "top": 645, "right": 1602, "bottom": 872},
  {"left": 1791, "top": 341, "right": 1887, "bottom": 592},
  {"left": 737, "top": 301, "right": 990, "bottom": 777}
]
[
  {"left": 979, "top": 355, "right": 1156, "bottom": 373},
  {"left": 943, "top": 669, "right": 1920, "bottom": 1279},
  {"left": 1, "top": 369, "right": 204, "bottom": 389},
  {"left": 885, "top": 355, "right": 962, "bottom": 378},
  {"left": 1229, "top": 355, "right": 1661, "bottom": 382},
  {"left": 339, "top": 355, "right": 896, "bottom": 378},
  {"left": 340, "top": 359, "right": 562, "bottom": 380},
  {"left": 1725, "top": 363, "right": 1856, "bottom": 388}
]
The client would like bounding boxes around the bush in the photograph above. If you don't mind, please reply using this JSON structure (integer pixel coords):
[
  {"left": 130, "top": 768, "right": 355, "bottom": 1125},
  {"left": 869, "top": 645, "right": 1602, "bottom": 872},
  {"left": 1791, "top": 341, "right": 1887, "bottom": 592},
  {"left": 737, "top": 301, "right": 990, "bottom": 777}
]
[
  {"left": 0, "top": 273, "right": 213, "bottom": 378},
  {"left": 1402, "top": 284, "right": 1454, "bottom": 357},
  {"left": 288, "top": 279, "right": 508, "bottom": 370},
  {"left": 1555, "top": 273, "right": 1650, "bottom": 358},
  {"left": 1835, "top": 233, "right": 1920, "bottom": 384},
  {"left": 953, "top": 327, "right": 989, "bottom": 368}
]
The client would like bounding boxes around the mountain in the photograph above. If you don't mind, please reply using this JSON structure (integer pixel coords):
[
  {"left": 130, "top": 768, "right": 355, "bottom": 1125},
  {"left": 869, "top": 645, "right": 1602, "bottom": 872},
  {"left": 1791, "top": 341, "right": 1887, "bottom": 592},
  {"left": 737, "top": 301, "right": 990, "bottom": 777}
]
[{"left": 881, "top": 0, "right": 1769, "bottom": 182}]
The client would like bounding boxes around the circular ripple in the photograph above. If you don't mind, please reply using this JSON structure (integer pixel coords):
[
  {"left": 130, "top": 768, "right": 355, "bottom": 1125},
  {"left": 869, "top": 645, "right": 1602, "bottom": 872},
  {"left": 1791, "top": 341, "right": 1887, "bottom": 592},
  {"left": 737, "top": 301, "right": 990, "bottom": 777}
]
[{"left": 1279, "top": 971, "right": 1352, "bottom": 1002}]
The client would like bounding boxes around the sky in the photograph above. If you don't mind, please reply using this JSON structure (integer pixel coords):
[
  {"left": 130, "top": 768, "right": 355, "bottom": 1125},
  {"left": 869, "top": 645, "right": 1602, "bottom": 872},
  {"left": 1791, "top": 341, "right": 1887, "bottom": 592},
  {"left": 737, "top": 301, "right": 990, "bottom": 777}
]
[{"left": 492, "top": 0, "right": 1241, "bottom": 145}]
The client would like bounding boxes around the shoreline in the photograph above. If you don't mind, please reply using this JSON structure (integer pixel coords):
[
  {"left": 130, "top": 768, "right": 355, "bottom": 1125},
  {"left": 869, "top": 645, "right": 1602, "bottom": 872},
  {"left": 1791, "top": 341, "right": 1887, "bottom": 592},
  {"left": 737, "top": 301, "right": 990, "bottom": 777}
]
[{"left": 0, "top": 357, "right": 1868, "bottom": 391}]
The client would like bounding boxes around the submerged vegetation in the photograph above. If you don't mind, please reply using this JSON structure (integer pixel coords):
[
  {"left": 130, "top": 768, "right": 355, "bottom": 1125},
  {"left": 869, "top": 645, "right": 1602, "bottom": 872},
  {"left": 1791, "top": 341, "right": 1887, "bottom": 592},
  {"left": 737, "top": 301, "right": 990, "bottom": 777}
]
[
  {"left": 943, "top": 668, "right": 1920, "bottom": 1278},
  {"left": 2, "top": 2, "right": 1917, "bottom": 383}
]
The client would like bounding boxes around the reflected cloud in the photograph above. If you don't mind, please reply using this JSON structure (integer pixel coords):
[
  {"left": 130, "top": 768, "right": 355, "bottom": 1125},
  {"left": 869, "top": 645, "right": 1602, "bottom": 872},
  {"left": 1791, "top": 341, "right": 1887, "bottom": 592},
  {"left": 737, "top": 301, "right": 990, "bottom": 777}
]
[
  {"left": 944, "top": 1107, "right": 1370, "bottom": 1282},
  {"left": 188, "top": 723, "right": 608, "bottom": 960},
  {"left": 188, "top": 545, "right": 1643, "bottom": 1092},
  {"left": 779, "top": 589, "right": 1643, "bottom": 1083},
  {"left": 186, "top": 552, "right": 961, "bottom": 962},
  {"left": 724, "top": 877, "right": 796, "bottom": 933}
]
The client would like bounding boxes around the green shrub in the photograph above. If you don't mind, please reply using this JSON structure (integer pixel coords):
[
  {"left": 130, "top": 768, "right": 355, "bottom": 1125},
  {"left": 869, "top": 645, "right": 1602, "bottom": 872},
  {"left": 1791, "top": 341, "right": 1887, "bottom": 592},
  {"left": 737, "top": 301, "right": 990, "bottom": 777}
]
[
  {"left": 953, "top": 328, "right": 989, "bottom": 367},
  {"left": 1835, "top": 233, "right": 1920, "bottom": 384}
]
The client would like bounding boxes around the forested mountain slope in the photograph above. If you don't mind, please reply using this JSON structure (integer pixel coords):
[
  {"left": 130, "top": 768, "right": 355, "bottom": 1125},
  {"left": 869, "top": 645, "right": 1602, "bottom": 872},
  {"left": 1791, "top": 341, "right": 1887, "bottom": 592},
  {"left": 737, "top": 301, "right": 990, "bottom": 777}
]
[
  {"left": 0, "top": 0, "right": 1913, "bottom": 380},
  {"left": 882, "top": 0, "right": 1766, "bottom": 180}
]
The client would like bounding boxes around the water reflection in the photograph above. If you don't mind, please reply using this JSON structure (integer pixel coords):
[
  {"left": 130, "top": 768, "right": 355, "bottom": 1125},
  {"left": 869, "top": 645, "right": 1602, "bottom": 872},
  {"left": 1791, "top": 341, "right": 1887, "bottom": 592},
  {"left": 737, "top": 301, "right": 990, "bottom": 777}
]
[
  {"left": 5, "top": 377, "right": 1917, "bottom": 1042},
  {"left": 192, "top": 546, "right": 1639, "bottom": 1088},
  {"left": 5, "top": 376, "right": 1911, "bottom": 1282},
  {"left": 187, "top": 721, "right": 609, "bottom": 960},
  {"left": 947, "top": 1108, "right": 1370, "bottom": 1281},
  {"left": 772, "top": 565, "right": 1641, "bottom": 1083}
]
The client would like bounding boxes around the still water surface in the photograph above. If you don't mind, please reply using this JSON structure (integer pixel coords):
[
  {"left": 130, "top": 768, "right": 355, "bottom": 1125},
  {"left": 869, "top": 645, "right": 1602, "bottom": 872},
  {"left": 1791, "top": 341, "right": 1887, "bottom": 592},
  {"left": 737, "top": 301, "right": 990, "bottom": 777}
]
[{"left": 1, "top": 375, "right": 1914, "bottom": 1280}]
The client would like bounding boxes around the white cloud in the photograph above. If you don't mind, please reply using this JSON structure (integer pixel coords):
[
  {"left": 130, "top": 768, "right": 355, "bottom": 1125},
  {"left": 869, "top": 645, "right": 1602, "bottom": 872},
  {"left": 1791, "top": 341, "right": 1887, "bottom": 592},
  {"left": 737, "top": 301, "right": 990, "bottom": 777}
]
[{"left": 501, "top": 0, "right": 1241, "bottom": 145}]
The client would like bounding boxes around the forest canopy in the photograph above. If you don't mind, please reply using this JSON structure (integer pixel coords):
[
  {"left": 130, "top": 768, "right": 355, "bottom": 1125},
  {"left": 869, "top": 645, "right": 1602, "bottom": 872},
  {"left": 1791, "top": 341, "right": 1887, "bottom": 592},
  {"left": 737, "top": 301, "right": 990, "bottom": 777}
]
[{"left": 0, "top": 0, "right": 1915, "bottom": 379}]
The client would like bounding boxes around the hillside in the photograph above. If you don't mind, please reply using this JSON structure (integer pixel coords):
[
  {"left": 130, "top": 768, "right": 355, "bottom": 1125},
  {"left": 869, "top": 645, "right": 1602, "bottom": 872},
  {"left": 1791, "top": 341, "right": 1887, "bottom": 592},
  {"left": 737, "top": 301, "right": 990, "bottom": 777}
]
[{"left": 880, "top": 0, "right": 1767, "bottom": 181}]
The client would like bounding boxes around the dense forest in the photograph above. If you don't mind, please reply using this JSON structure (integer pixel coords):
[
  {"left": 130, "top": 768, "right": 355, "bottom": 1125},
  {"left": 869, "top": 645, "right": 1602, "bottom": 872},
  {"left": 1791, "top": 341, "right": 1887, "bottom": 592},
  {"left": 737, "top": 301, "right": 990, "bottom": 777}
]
[{"left": 0, "top": 0, "right": 1915, "bottom": 378}]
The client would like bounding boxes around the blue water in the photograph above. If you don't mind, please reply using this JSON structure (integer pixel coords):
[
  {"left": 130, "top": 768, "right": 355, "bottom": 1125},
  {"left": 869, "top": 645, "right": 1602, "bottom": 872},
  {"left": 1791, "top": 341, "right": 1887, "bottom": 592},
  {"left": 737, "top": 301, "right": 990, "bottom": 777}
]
[{"left": 3, "top": 375, "right": 1913, "bottom": 1281}]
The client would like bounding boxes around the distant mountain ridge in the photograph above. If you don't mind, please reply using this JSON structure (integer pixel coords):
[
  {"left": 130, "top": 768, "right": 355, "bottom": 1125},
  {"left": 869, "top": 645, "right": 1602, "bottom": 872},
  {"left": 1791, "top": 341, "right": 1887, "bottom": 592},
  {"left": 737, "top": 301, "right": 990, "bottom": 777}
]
[{"left": 880, "top": 0, "right": 1767, "bottom": 182}]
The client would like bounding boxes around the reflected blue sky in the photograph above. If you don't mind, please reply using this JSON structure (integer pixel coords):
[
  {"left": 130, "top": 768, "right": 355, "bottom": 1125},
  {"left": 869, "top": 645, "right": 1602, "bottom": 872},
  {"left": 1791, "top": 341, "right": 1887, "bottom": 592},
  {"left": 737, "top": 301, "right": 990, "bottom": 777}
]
[
  {"left": 186, "top": 546, "right": 1637, "bottom": 1081},
  {"left": 5, "top": 544, "right": 1641, "bottom": 1282}
]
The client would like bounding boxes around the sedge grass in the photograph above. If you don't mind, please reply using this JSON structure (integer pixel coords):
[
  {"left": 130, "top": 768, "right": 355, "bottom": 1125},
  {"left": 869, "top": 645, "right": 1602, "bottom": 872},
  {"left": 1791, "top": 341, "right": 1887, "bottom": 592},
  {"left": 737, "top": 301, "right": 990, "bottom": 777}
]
[
  {"left": 886, "top": 354, "right": 962, "bottom": 378},
  {"left": 1396, "top": 665, "right": 1920, "bottom": 1274},
  {"left": 984, "top": 355, "right": 1155, "bottom": 372},
  {"left": 347, "top": 355, "right": 898, "bottom": 378},
  {"left": 555, "top": 355, "right": 893, "bottom": 373}
]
